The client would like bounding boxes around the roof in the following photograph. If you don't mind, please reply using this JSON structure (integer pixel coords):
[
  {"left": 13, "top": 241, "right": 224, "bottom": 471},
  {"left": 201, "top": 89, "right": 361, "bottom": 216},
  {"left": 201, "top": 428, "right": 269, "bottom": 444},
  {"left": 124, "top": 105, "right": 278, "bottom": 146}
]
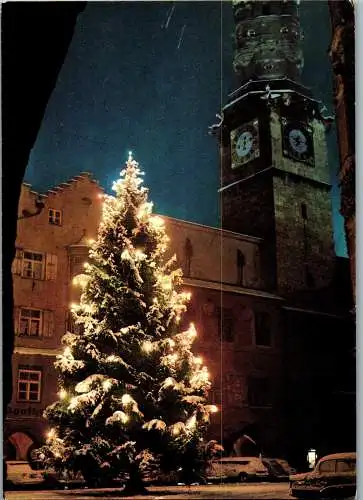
[{"left": 319, "top": 452, "right": 356, "bottom": 461}]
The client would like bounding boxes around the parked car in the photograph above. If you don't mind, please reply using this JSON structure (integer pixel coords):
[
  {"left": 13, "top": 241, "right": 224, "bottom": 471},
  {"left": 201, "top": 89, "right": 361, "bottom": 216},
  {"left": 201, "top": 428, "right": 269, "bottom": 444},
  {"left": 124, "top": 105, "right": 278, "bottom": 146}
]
[
  {"left": 262, "top": 458, "right": 296, "bottom": 481},
  {"left": 289, "top": 452, "right": 356, "bottom": 499},
  {"left": 6, "top": 461, "right": 46, "bottom": 485},
  {"left": 206, "top": 456, "right": 270, "bottom": 482}
]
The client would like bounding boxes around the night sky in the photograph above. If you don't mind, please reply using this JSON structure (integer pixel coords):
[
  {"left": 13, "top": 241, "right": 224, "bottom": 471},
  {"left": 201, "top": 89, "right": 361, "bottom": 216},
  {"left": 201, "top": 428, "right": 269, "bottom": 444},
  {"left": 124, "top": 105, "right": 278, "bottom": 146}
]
[{"left": 25, "top": 1, "right": 347, "bottom": 257}]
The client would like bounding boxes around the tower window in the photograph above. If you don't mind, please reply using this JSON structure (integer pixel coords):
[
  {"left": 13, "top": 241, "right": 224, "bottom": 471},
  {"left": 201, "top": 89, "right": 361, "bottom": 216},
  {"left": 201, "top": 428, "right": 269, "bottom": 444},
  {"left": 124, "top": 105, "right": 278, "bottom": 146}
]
[
  {"left": 301, "top": 203, "right": 308, "bottom": 220},
  {"left": 236, "top": 249, "right": 245, "bottom": 286}
]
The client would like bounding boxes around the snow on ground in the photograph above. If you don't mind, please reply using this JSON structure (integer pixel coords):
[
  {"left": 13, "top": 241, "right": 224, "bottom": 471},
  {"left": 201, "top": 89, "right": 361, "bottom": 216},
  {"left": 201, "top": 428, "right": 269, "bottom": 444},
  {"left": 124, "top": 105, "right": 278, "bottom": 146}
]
[{"left": 5, "top": 482, "right": 293, "bottom": 500}]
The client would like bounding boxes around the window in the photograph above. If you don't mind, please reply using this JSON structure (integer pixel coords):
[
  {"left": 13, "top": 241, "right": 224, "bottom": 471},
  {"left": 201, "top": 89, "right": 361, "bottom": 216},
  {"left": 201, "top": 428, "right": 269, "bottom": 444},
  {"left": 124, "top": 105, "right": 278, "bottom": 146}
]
[
  {"left": 319, "top": 460, "right": 335, "bottom": 474},
  {"left": 48, "top": 208, "right": 62, "bottom": 226},
  {"left": 17, "top": 368, "right": 42, "bottom": 402},
  {"left": 66, "top": 311, "right": 85, "bottom": 335},
  {"left": 305, "top": 266, "right": 315, "bottom": 288},
  {"left": 15, "top": 308, "right": 53, "bottom": 338},
  {"left": 22, "top": 251, "right": 44, "bottom": 279},
  {"left": 70, "top": 254, "right": 88, "bottom": 277},
  {"left": 301, "top": 203, "right": 308, "bottom": 220},
  {"left": 184, "top": 238, "right": 193, "bottom": 277},
  {"left": 12, "top": 250, "right": 57, "bottom": 281},
  {"left": 336, "top": 459, "right": 356, "bottom": 473},
  {"left": 217, "top": 308, "right": 234, "bottom": 342},
  {"left": 208, "top": 388, "right": 221, "bottom": 405},
  {"left": 236, "top": 250, "right": 245, "bottom": 286},
  {"left": 254, "top": 312, "right": 271, "bottom": 346},
  {"left": 19, "top": 308, "right": 42, "bottom": 337},
  {"left": 248, "top": 377, "right": 271, "bottom": 407}
]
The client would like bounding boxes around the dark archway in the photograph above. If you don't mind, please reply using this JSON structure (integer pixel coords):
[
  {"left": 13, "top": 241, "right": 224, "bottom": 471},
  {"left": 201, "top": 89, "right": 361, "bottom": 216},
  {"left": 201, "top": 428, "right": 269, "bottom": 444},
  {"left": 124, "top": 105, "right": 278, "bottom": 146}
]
[
  {"left": 229, "top": 423, "right": 261, "bottom": 457},
  {"left": 3, "top": 440, "right": 17, "bottom": 461}
]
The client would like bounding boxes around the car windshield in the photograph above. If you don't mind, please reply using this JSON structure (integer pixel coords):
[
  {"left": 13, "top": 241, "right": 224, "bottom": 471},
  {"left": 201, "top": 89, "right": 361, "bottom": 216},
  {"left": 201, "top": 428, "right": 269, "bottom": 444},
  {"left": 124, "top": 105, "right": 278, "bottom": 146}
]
[{"left": 262, "top": 460, "right": 286, "bottom": 475}]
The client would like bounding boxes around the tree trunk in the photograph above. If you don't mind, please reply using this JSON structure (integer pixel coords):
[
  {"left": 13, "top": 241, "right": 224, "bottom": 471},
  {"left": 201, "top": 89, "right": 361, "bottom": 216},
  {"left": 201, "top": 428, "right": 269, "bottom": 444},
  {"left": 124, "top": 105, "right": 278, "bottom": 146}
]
[{"left": 122, "top": 466, "right": 148, "bottom": 496}]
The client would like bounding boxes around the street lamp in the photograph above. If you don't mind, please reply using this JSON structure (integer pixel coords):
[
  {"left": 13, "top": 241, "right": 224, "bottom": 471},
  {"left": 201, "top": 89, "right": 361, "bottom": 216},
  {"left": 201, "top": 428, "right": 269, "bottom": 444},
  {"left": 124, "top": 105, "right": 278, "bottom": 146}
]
[{"left": 307, "top": 448, "right": 317, "bottom": 469}]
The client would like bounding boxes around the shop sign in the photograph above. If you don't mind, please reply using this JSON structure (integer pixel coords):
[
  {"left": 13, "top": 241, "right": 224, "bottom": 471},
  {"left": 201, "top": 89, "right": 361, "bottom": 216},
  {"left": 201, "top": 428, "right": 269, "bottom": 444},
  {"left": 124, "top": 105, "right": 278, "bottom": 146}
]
[{"left": 6, "top": 405, "right": 45, "bottom": 418}]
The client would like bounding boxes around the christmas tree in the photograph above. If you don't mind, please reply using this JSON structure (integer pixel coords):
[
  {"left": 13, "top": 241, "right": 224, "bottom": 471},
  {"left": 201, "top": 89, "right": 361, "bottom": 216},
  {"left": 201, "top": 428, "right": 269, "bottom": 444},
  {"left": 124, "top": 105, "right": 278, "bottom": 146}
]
[{"left": 38, "top": 154, "right": 219, "bottom": 494}]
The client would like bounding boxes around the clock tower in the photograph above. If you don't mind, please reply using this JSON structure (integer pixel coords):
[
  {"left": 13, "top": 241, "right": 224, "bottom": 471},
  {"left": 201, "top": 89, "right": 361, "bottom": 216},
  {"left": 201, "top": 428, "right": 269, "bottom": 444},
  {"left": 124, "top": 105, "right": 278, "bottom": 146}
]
[{"left": 217, "top": 0, "right": 335, "bottom": 294}]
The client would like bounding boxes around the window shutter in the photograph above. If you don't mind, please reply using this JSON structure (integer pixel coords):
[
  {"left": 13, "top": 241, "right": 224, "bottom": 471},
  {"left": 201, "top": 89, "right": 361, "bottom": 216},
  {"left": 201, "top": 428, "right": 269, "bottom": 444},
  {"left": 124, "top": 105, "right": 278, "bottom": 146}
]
[
  {"left": 12, "top": 249, "right": 23, "bottom": 275},
  {"left": 45, "top": 253, "right": 58, "bottom": 280},
  {"left": 43, "top": 310, "right": 54, "bottom": 337}
]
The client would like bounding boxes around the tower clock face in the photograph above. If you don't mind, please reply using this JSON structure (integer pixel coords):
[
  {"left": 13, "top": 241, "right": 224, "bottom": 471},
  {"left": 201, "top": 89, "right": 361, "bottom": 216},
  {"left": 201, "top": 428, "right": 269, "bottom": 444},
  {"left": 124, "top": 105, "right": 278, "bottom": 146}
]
[
  {"left": 231, "top": 120, "right": 260, "bottom": 169},
  {"left": 282, "top": 121, "right": 314, "bottom": 165}
]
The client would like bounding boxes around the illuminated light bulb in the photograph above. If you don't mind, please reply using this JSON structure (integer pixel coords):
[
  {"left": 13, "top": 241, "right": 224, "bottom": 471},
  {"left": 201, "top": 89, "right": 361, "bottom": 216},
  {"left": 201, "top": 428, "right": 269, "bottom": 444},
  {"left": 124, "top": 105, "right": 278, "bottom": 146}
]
[
  {"left": 169, "top": 353, "right": 178, "bottom": 363},
  {"left": 102, "top": 379, "right": 112, "bottom": 391},
  {"left": 142, "top": 341, "right": 153, "bottom": 354},
  {"left": 69, "top": 303, "right": 78, "bottom": 310},
  {"left": 87, "top": 239, "right": 95, "bottom": 245},
  {"left": 121, "top": 394, "right": 133, "bottom": 405},
  {"left": 194, "top": 356, "right": 203, "bottom": 365},
  {"left": 59, "top": 389, "right": 67, "bottom": 400},
  {"left": 64, "top": 347, "right": 72, "bottom": 357},
  {"left": 121, "top": 249, "right": 130, "bottom": 260},
  {"left": 172, "top": 427, "right": 180, "bottom": 435},
  {"left": 209, "top": 405, "right": 218, "bottom": 413},
  {"left": 121, "top": 413, "right": 129, "bottom": 423},
  {"left": 189, "top": 323, "right": 197, "bottom": 338},
  {"left": 83, "top": 262, "right": 88, "bottom": 268},
  {"left": 128, "top": 150, "right": 133, "bottom": 161},
  {"left": 54, "top": 452, "right": 61, "bottom": 458},
  {"left": 169, "top": 339, "right": 175, "bottom": 348},
  {"left": 47, "top": 428, "right": 56, "bottom": 439},
  {"left": 98, "top": 193, "right": 104, "bottom": 199}
]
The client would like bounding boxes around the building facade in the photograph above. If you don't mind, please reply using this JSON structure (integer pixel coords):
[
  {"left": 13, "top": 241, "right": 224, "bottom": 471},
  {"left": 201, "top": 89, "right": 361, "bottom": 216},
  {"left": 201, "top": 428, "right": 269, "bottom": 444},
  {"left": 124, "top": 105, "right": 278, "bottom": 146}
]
[
  {"left": 5, "top": 171, "right": 354, "bottom": 466},
  {"left": 5, "top": 0, "right": 355, "bottom": 469},
  {"left": 5, "top": 174, "right": 103, "bottom": 460}
]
